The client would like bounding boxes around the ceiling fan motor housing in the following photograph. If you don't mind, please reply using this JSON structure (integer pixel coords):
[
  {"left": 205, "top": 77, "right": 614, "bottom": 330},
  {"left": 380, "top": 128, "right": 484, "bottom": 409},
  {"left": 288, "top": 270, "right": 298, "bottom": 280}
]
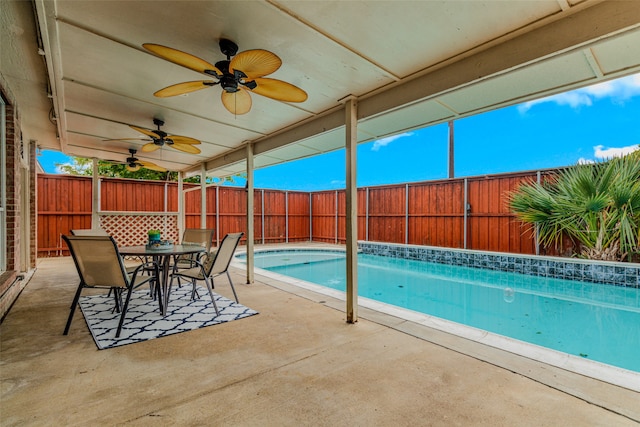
[{"left": 219, "top": 38, "right": 239, "bottom": 58}]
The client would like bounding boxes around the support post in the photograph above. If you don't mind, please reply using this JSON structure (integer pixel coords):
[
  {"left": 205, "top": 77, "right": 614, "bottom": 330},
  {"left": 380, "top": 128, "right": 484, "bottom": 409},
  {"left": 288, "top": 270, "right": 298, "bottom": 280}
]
[
  {"left": 246, "top": 143, "right": 255, "bottom": 284},
  {"left": 178, "top": 172, "right": 184, "bottom": 239},
  {"left": 200, "top": 163, "right": 207, "bottom": 228},
  {"left": 215, "top": 185, "right": 220, "bottom": 246},
  {"left": 91, "top": 158, "right": 100, "bottom": 229},
  {"left": 344, "top": 95, "right": 358, "bottom": 324}
]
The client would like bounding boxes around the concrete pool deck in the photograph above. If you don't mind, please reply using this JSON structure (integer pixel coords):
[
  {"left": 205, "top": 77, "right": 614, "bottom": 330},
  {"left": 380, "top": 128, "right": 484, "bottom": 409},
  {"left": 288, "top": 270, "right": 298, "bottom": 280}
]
[{"left": 1, "top": 243, "right": 639, "bottom": 425}]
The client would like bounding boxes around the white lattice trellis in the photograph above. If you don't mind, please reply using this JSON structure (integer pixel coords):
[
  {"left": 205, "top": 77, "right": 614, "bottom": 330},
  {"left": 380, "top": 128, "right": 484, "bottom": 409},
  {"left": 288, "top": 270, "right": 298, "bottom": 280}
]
[{"left": 100, "top": 213, "right": 179, "bottom": 246}]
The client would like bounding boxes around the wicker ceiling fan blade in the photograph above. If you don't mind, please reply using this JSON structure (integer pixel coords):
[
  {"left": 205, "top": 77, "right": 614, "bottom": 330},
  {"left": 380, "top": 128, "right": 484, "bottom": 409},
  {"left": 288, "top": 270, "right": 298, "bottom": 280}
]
[
  {"left": 250, "top": 78, "right": 308, "bottom": 103},
  {"left": 230, "top": 49, "right": 281, "bottom": 79},
  {"left": 154, "top": 81, "right": 216, "bottom": 98},
  {"left": 129, "top": 125, "right": 160, "bottom": 139},
  {"left": 170, "top": 143, "right": 201, "bottom": 154},
  {"left": 126, "top": 164, "right": 142, "bottom": 172},
  {"left": 221, "top": 89, "right": 252, "bottom": 115},
  {"left": 168, "top": 135, "right": 201, "bottom": 145},
  {"left": 138, "top": 160, "right": 167, "bottom": 172},
  {"left": 143, "top": 43, "right": 221, "bottom": 76},
  {"left": 141, "top": 142, "right": 162, "bottom": 153}
]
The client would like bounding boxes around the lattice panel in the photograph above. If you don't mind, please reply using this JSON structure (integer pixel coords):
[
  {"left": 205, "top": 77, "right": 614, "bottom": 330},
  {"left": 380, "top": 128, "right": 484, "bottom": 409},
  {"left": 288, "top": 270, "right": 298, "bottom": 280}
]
[{"left": 100, "top": 214, "right": 179, "bottom": 246}]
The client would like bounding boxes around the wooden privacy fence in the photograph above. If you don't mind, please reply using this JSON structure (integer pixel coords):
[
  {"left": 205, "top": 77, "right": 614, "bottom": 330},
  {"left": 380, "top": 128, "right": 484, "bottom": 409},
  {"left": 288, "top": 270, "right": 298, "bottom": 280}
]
[{"left": 38, "top": 170, "right": 556, "bottom": 257}]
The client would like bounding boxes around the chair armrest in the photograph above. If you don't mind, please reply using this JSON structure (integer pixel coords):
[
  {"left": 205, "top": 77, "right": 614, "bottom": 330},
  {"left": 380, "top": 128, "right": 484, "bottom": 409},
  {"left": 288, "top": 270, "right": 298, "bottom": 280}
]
[{"left": 129, "top": 260, "right": 159, "bottom": 284}]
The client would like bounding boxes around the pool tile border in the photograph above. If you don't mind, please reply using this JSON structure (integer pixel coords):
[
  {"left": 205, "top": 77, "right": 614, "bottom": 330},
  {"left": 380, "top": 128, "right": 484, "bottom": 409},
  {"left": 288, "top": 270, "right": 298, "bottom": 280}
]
[{"left": 358, "top": 242, "right": 639, "bottom": 288}]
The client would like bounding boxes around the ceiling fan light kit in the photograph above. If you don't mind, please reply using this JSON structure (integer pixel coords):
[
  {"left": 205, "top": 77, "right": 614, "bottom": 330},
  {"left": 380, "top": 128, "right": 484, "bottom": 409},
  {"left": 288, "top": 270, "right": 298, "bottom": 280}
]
[{"left": 143, "top": 38, "right": 307, "bottom": 115}]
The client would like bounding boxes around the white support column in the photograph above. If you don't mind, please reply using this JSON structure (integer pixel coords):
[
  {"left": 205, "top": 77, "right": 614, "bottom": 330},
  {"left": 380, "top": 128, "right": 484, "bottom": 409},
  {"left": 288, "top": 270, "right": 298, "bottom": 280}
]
[
  {"left": 178, "top": 172, "right": 184, "bottom": 239},
  {"left": 91, "top": 158, "right": 100, "bottom": 229},
  {"left": 246, "top": 143, "right": 255, "bottom": 284},
  {"left": 200, "top": 164, "right": 207, "bottom": 228},
  {"left": 215, "top": 185, "right": 220, "bottom": 246},
  {"left": 343, "top": 95, "right": 358, "bottom": 324}
]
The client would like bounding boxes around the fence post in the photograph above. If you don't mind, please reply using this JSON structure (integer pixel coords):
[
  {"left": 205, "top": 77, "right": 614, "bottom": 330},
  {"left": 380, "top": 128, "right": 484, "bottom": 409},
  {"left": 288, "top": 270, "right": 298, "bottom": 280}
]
[
  {"left": 262, "top": 189, "right": 265, "bottom": 245},
  {"left": 285, "top": 191, "right": 289, "bottom": 243},
  {"left": 464, "top": 178, "right": 468, "bottom": 249},
  {"left": 335, "top": 190, "right": 338, "bottom": 244},
  {"left": 405, "top": 183, "right": 409, "bottom": 245},
  {"left": 365, "top": 187, "right": 369, "bottom": 241},
  {"left": 309, "top": 193, "right": 313, "bottom": 242}
]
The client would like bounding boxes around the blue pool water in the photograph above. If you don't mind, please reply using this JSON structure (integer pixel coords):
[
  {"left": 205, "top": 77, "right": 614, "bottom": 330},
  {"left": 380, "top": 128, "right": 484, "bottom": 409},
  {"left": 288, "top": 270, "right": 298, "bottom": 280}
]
[{"left": 239, "top": 250, "right": 640, "bottom": 373}]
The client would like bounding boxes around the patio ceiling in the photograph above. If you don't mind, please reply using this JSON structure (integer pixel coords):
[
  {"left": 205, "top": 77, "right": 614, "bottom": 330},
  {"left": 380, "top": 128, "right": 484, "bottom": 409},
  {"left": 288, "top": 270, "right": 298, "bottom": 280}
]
[{"left": 2, "top": 1, "right": 640, "bottom": 178}]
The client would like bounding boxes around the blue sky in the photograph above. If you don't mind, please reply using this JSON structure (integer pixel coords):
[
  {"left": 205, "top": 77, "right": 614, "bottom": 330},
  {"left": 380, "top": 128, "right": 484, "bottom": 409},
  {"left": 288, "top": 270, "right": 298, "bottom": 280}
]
[{"left": 39, "top": 73, "right": 640, "bottom": 191}]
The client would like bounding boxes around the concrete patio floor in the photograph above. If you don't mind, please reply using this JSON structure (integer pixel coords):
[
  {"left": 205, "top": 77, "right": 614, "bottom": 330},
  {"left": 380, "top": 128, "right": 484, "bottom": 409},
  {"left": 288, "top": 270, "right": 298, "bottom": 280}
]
[{"left": 1, "top": 245, "right": 639, "bottom": 426}]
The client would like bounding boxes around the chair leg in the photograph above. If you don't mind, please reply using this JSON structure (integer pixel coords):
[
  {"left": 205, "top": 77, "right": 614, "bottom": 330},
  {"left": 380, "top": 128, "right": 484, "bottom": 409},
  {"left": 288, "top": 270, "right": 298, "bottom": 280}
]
[
  {"left": 190, "top": 279, "right": 200, "bottom": 300},
  {"left": 204, "top": 277, "right": 219, "bottom": 316},
  {"left": 154, "top": 263, "right": 163, "bottom": 313},
  {"left": 226, "top": 271, "right": 239, "bottom": 303},
  {"left": 63, "top": 283, "right": 85, "bottom": 335},
  {"left": 116, "top": 287, "right": 134, "bottom": 338}
]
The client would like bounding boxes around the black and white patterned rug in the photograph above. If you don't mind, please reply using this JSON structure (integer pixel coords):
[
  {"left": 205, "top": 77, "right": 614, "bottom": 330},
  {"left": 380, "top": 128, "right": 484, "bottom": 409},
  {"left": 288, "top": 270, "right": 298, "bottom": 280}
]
[{"left": 79, "top": 285, "right": 258, "bottom": 349}]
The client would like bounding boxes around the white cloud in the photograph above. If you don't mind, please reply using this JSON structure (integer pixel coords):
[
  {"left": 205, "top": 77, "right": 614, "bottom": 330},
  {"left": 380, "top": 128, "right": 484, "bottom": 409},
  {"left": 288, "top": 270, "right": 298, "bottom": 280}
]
[
  {"left": 577, "top": 158, "right": 595, "bottom": 165},
  {"left": 518, "top": 73, "right": 640, "bottom": 112},
  {"left": 577, "top": 144, "right": 639, "bottom": 164},
  {"left": 593, "top": 144, "right": 639, "bottom": 160},
  {"left": 371, "top": 132, "right": 413, "bottom": 151}
]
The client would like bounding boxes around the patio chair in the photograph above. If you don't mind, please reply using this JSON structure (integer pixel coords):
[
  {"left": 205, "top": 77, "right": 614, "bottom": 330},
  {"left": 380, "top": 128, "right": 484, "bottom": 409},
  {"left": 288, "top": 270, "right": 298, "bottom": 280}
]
[
  {"left": 62, "top": 235, "right": 159, "bottom": 337},
  {"left": 172, "top": 228, "right": 215, "bottom": 284},
  {"left": 169, "top": 232, "right": 244, "bottom": 312}
]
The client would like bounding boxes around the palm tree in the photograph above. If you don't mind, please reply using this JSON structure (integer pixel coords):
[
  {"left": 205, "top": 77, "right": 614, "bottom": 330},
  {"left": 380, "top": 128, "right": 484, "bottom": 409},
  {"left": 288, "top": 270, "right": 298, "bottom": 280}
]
[{"left": 508, "top": 149, "right": 640, "bottom": 262}]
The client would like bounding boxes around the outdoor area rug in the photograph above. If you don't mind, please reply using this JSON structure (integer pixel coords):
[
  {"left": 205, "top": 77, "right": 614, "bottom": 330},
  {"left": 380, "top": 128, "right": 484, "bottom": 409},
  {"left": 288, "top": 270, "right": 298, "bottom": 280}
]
[{"left": 79, "top": 285, "right": 258, "bottom": 349}]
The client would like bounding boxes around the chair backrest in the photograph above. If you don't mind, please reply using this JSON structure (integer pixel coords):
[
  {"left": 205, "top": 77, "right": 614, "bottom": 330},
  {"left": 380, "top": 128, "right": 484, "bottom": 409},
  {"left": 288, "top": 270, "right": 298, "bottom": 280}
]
[
  {"left": 203, "top": 232, "right": 243, "bottom": 276},
  {"left": 71, "top": 228, "right": 109, "bottom": 236},
  {"left": 63, "top": 235, "right": 129, "bottom": 288},
  {"left": 181, "top": 228, "right": 215, "bottom": 251}
]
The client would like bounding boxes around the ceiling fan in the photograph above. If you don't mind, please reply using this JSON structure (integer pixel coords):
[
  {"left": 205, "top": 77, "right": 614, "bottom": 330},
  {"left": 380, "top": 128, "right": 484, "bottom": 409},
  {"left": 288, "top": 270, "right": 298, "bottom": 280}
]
[
  {"left": 114, "top": 148, "right": 167, "bottom": 172},
  {"left": 107, "top": 118, "right": 201, "bottom": 154},
  {"left": 143, "top": 39, "right": 308, "bottom": 115}
]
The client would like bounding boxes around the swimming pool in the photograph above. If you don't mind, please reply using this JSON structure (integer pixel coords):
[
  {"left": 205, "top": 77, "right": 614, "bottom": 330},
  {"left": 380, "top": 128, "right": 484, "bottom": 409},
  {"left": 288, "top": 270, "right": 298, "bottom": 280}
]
[{"left": 237, "top": 248, "right": 640, "bottom": 385}]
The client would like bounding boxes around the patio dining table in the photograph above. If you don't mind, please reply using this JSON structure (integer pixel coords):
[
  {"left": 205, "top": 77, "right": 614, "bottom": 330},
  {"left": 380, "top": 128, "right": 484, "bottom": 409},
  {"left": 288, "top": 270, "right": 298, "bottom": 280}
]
[{"left": 119, "top": 244, "right": 206, "bottom": 316}]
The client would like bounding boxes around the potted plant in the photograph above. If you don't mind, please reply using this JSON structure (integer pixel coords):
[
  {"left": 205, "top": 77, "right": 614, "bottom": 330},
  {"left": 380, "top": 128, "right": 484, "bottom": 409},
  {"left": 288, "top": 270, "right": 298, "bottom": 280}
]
[{"left": 147, "top": 229, "right": 161, "bottom": 243}]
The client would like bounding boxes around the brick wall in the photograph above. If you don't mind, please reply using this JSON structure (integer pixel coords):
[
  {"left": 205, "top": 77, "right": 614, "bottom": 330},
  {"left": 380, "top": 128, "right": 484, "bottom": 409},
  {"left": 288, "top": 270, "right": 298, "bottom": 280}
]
[{"left": 0, "top": 85, "right": 31, "bottom": 320}]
